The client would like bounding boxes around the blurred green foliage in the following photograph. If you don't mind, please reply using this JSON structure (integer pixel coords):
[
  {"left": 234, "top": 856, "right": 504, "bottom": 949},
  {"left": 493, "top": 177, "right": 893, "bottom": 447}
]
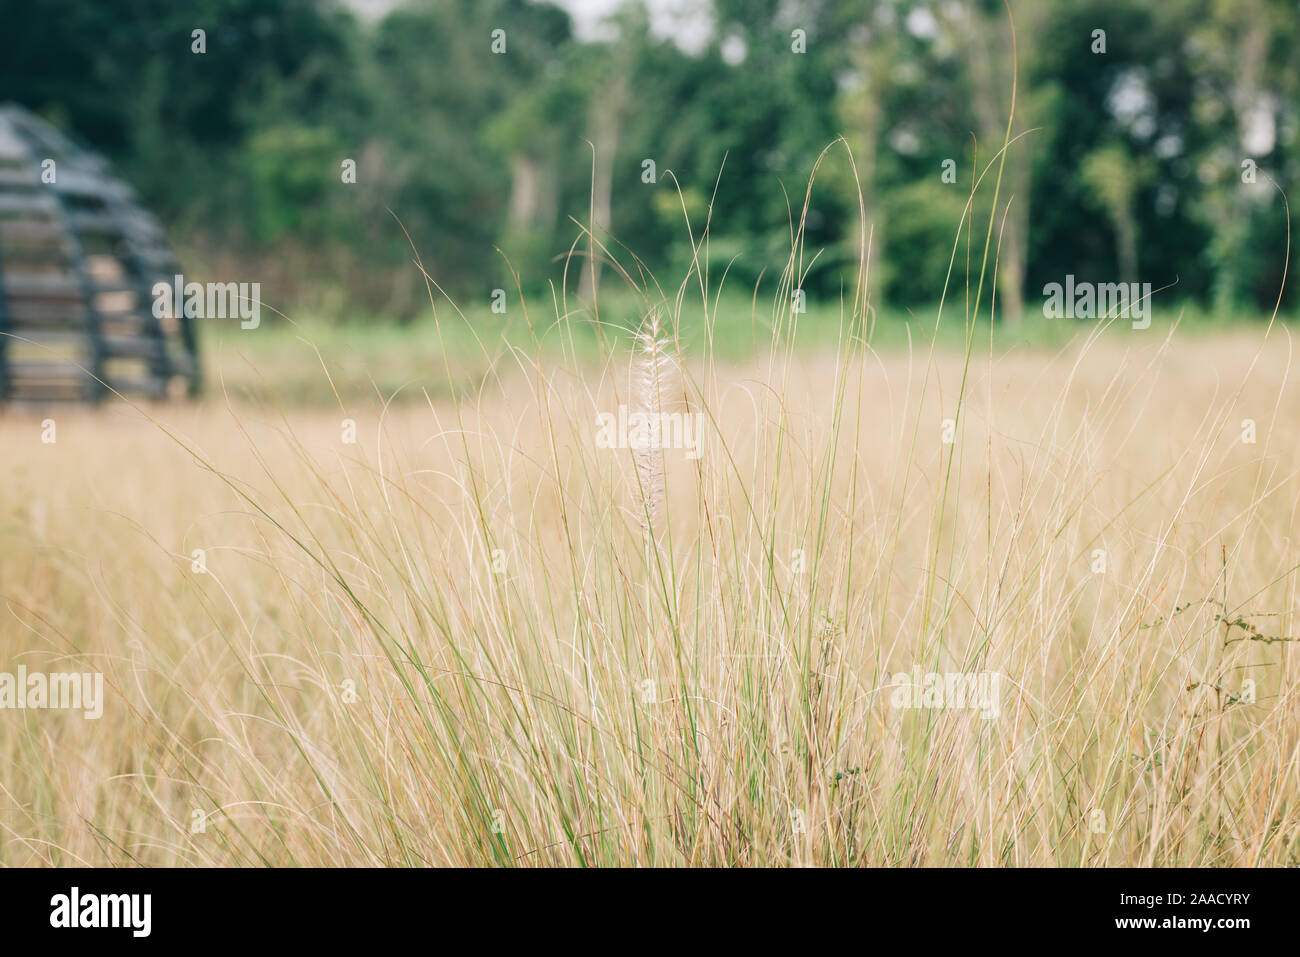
[{"left": 2, "top": 0, "right": 1297, "bottom": 321}]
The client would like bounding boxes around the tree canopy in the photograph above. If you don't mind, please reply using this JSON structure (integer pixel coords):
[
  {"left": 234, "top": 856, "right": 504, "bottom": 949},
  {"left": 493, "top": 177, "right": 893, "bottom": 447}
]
[{"left": 3, "top": 0, "right": 1295, "bottom": 319}]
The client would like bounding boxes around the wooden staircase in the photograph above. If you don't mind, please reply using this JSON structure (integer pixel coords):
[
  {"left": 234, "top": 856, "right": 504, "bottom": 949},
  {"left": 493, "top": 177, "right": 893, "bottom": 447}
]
[{"left": 0, "top": 105, "right": 199, "bottom": 404}]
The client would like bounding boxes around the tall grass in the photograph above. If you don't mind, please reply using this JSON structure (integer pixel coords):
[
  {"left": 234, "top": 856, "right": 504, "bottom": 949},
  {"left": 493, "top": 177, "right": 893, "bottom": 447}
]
[{"left": 2, "top": 126, "right": 1299, "bottom": 866}]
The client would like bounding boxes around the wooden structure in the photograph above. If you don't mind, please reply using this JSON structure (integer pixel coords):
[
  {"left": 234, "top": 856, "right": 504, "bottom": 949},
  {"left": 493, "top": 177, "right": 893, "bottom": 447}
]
[{"left": 0, "top": 104, "right": 198, "bottom": 403}]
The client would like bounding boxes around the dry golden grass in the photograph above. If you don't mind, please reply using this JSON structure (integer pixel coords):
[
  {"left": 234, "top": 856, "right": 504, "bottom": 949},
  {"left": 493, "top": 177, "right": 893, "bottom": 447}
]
[{"left": 1, "top": 323, "right": 1298, "bottom": 866}]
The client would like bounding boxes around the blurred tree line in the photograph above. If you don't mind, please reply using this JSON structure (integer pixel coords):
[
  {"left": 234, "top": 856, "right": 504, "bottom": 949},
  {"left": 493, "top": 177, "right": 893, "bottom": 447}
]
[{"left": 2, "top": 0, "right": 1297, "bottom": 320}]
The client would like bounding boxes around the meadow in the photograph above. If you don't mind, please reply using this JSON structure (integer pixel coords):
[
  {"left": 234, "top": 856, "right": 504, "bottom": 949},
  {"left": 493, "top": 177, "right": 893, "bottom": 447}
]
[{"left": 2, "top": 286, "right": 1298, "bottom": 865}]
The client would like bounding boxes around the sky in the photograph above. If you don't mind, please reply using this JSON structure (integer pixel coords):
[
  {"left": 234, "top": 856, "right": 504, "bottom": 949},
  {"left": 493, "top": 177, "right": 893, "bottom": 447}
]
[
  {"left": 343, "top": 0, "right": 717, "bottom": 53},
  {"left": 552, "top": 0, "right": 713, "bottom": 51}
]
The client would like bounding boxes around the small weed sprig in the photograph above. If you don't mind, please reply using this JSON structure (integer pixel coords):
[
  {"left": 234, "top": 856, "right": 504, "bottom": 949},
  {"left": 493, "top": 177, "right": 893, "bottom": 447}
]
[{"left": 1140, "top": 545, "right": 1298, "bottom": 648}]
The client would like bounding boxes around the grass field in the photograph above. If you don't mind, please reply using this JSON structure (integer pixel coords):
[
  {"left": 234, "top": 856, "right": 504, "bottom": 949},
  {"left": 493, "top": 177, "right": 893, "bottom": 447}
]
[
  {"left": 199, "top": 292, "right": 1276, "bottom": 405},
  {"left": 3, "top": 300, "right": 1298, "bottom": 865}
]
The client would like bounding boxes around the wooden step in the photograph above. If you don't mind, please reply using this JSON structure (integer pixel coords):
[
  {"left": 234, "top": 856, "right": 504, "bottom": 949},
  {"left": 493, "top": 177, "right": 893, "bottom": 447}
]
[
  {"left": 6, "top": 360, "right": 90, "bottom": 380},
  {"left": 3, "top": 302, "right": 90, "bottom": 324},
  {"left": 1, "top": 330, "right": 159, "bottom": 355},
  {"left": 0, "top": 329, "right": 87, "bottom": 349},
  {"left": 103, "top": 335, "right": 165, "bottom": 358},
  {"left": 69, "top": 210, "right": 121, "bottom": 235},
  {"left": 53, "top": 169, "right": 110, "bottom": 198},
  {"left": 0, "top": 220, "right": 66, "bottom": 244},
  {"left": 0, "top": 167, "right": 40, "bottom": 187},
  {"left": 102, "top": 374, "right": 167, "bottom": 397},
  {"left": 0, "top": 192, "right": 58, "bottom": 213},
  {"left": 3, "top": 274, "right": 84, "bottom": 297},
  {"left": 3, "top": 274, "right": 142, "bottom": 297},
  {"left": 0, "top": 246, "right": 75, "bottom": 268},
  {"left": 3, "top": 383, "right": 92, "bottom": 403}
]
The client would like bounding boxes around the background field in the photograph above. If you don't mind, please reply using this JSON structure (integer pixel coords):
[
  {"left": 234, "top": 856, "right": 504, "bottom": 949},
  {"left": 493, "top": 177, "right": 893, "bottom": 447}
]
[
  {"left": 5, "top": 0, "right": 1300, "bottom": 867},
  {"left": 2, "top": 313, "right": 1298, "bottom": 865}
]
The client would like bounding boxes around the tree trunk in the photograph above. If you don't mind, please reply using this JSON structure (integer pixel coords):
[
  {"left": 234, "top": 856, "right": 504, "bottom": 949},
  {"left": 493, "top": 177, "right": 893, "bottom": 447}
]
[
  {"left": 841, "top": 30, "right": 888, "bottom": 320},
  {"left": 507, "top": 153, "right": 542, "bottom": 230},
  {"left": 578, "top": 73, "right": 627, "bottom": 304},
  {"left": 966, "top": 2, "right": 1029, "bottom": 326}
]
